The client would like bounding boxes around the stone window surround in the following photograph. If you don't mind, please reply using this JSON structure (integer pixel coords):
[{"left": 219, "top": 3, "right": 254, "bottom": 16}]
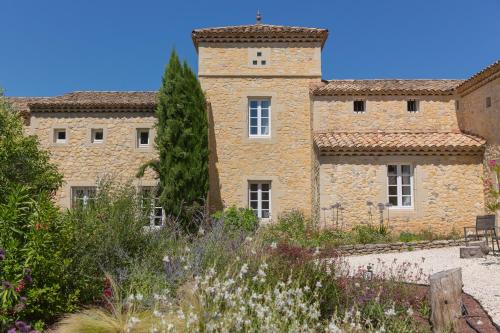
[
  {"left": 50, "top": 125, "right": 70, "bottom": 146},
  {"left": 241, "top": 175, "right": 280, "bottom": 223},
  {"left": 248, "top": 98, "right": 271, "bottom": 138},
  {"left": 240, "top": 90, "right": 280, "bottom": 144},
  {"left": 87, "top": 125, "right": 108, "bottom": 146},
  {"left": 131, "top": 124, "right": 155, "bottom": 152}
]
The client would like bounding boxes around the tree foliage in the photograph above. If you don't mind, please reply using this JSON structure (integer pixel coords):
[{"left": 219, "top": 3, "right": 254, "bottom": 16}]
[
  {"left": 141, "top": 50, "right": 209, "bottom": 231},
  {"left": 0, "top": 93, "right": 63, "bottom": 203}
]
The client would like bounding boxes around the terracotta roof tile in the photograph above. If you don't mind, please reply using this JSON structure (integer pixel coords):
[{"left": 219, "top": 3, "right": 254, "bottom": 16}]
[
  {"left": 27, "top": 91, "right": 157, "bottom": 112},
  {"left": 456, "top": 60, "right": 500, "bottom": 95},
  {"left": 192, "top": 24, "right": 328, "bottom": 48},
  {"left": 312, "top": 79, "right": 462, "bottom": 96},
  {"left": 314, "top": 132, "right": 485, "bottom": 154}
]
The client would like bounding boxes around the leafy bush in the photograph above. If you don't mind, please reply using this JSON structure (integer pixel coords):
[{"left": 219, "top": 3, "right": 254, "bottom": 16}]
[
  {"left": 0, "top": 94, "right": 62, "bottom": 203},
  {"left": 0, "top": 186, "right": 80, "bottom": 331},
  {"left": 353, "top": 224, "right": 391, "bottom": 244},
  {"left": 212, "top": 206, "right": 259, "bottom": 232}
]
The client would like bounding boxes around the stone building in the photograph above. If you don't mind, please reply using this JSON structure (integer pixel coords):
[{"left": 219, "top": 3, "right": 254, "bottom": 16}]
[{"left": 8, "top": 21, "right": 499, "bottom": 233}]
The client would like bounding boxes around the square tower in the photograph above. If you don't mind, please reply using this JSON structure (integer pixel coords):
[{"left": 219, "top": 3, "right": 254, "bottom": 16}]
[{"left": 192, "top": 22, "right": 328, "bottom": 220}]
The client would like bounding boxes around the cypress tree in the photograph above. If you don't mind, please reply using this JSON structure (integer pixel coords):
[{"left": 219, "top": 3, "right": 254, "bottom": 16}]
[{"left": 149, "top": 50, "right": 208, "bottom": 231}]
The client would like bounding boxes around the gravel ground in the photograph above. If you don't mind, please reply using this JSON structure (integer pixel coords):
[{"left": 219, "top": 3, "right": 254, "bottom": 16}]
[{"left": 344, "top": 246, "right": 500, "bottom": 325}]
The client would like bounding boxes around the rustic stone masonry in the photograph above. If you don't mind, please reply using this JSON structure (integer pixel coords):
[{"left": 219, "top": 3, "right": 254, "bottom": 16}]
[{"left": 338, "top": 239, "right": 467, "bottom": 256}]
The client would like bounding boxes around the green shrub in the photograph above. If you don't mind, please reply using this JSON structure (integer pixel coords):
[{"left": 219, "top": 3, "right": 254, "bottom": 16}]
[
  {"left": 212, "top": 206, "right": 259, "bottom": 232},
  {"left": 353, "top": 224, "right": 391, "bottom": 244}
]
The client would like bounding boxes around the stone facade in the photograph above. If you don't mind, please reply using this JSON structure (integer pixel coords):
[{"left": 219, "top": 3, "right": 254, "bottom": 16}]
[
  {"left": 319, "top": 155, "right": 484, "bottom": 234},
  {"left": 30, "top": 111, "right": 158, "bottom": 207},
  {"left": 313, "top": 96, "right": 459, "bottom": 132},
  {"left": 10, "top": 22, "right": 499, "bottom": 234}
]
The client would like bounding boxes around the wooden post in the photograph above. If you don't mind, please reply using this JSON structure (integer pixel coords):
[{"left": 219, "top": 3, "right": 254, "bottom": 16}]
[{"left": 430, "top": 268, "right": 462, "bottom": 333}]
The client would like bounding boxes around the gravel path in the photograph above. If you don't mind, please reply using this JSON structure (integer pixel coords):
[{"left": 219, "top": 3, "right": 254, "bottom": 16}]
[{"left": 344, "top": 247, "right": 500, "bottom": 325}]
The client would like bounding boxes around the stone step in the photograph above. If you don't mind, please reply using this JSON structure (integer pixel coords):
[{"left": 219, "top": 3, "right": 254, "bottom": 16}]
[{"left": 460, "top": 246, "right": 485, "bottom": 259}]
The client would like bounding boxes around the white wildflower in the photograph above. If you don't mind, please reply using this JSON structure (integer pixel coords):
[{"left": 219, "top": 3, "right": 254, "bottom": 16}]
[
  {"left": 384, "top": 307, "right": 396, "bottom": 317},
  {"left": 162, "top": 255, "right": 170, "bottom": 263},
  {"left": 407, "top": 307, "right": 414, "bottom": 316},
  {"left": 270, "top": 242, "right": 277, "bottom": 249},
  {"left": 313, "top": 246, "right": 320, "bottom": 256},
  {"left": 153, "top": 310, "right": 162, "bottom": 317},
  {"left": 127, "top": 294, "right": 135, "bottom": 302},
  {"left": 316, "top": 281, "right": 322, "bottom": 288},
  {"left": 135, "top": 293, "right": 143, "bottom": 301},
  {"left": 198, "top": 227, "right": 205, "bottom": 235}
]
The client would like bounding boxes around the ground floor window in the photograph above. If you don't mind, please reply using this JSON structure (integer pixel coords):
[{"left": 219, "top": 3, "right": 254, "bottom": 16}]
[
  {"left": 249, "top": 181, "right": 271, "bottom": 219},
  {"left": 71, "top": 186, "right": 97, "bottom": 208},
  {"left": 387, "top": 164, "right": 413, "bottom": 208},
  {"left": 140, "top": 186, "right": 165, "bottom": 227}
]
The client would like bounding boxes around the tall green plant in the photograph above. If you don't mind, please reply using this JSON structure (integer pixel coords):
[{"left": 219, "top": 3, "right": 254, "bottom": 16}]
[
  {"left": 0, "top": 92, "right": 63, "bottom": 203},
  {"left": 138, "top": 51, "right": 208, "bottom": 231}
]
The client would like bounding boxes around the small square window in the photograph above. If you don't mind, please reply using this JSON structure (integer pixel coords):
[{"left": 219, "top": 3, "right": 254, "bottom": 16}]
[
  {"left": 261, "top": 60, "right": 266, "bottom": 65},
  {"left": 252, "top": 60, "right": 258, "bottom": 65},
  {"left": 455, "top": 100, "right": 460, "bottom": 110},
  {"left": 486, "top": 97, "right": 491, "bottom": 108},
  {"left": 353, "top": 100, "right": 365, "bottom": 113},
  {"left": 257, "top": 51, "right": 262, "bottom": 57},
  {"left": 407, "top": 100, "right": 419, "bottom": 112},
  {"left": 91, "top": 129, "right": 104, "bottom": 143},
  {"left": 54, "top": 129, "right": 67, "bottom": 144},
  {"left": 137, "top": 129, "right": 150, "bottom": 148}
]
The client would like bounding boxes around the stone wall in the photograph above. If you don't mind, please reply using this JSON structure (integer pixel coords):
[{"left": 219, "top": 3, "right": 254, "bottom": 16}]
[
  {"left": 338, "top": 239, "right": 467, "bottom": 256},
  {"left": 457, "top": 76, "right": 500, "bottom": 208},
  {"left": 202, "top": 77, "right": 318, "bottom": 218},
  {"left": 313, "top": 95, "right": 459, "bottom": 132},
  {"left": 30, "top": 111, "right": 158, "bottom": 207},
  {"left": 198, "top": 42, "right": 322, "bottom": 77},
  {"left": 319, "top": 154, "right": 484, "bottom": 233}
]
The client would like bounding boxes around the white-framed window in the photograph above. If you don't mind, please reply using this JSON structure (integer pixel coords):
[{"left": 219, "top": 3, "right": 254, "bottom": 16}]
[
  {"left": 249, "top": 181, "right": 271, "bottom": 219},
  {"left": 71, "top": 186, "right": 97, "bottom": 208},
  {"left": 249, "top": 99, "right": 270, "bottom": 137},
  {"left": 140, "top": 186, "right": 165, "bottom": 227},
  {"left": 91, "top": 128, "right": 104, "bottom": 143},
  {"left": 137, "top": 129, "right": 150, "bottom": 148},
  {"left": 54, "top": 129, "right": 67, "bottom": 144},
  {"left": 407, "top": 100, "right": 419, "bottom": 113},
  {"left": 353, "top": 100, "right": 365, "bottom": 113},
  {"left": 387, "top": 165, "right": 413, "bottom": 208}
]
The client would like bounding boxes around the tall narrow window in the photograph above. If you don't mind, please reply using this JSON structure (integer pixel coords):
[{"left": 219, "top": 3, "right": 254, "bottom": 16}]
[
  {"left": 249, "top": 182, "right": 271, "bottom": 219},
  {"left": 486, "top": 97, "right": 491, "bottom": 108},
  {"left": 407, "top": 100, "right": 419, "bottom": 112},
  {"left": 353, "top": 100, "right": 365, "bottom": 113},
  {"left": 249, "top": 99, "right": 271, "bottom": 137},
  {"left": 140, "top": 186, "right": 164, "bottom": 227},
  {"left": 71, "top": 186, "right": 97, "bottom": 208},
  {"left": 387, "top": 165, "right": 413, "bottom": 208}
]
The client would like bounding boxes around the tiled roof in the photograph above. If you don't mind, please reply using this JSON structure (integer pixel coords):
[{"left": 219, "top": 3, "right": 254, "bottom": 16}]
[
  {"left": 314, "top": 132, "right": 485, "bottom": 154},
  {"left": 192, "top": 24, "right": 329, "bottom": 48},
  {"left": 312, "top": 79, "right": 463, "bottom": 96},
  {"left": 27, "top": 91, "right": 157, "bottom": 112},
  {"left": 456, "top": 60, "right": 500, "bottom": 95}
]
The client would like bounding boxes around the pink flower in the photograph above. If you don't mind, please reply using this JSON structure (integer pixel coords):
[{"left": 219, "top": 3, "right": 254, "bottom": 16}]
[{"left": 489, "top": 159, "right": 497, "bottom": 167}]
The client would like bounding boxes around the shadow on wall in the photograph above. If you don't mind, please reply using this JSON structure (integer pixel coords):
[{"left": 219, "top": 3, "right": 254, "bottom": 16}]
[{"left": 207, "top": 102, "right": 223, "bottom": 213}]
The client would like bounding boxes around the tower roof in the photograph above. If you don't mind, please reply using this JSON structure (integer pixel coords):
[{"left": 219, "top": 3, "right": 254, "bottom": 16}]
[{"left": 192, "top": 24, "right": 328, "bottom": 49}]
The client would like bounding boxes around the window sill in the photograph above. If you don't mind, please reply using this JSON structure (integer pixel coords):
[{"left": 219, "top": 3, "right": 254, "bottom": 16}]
[{"left": 388, "top": 206, "right": 414, "bottom": 211}]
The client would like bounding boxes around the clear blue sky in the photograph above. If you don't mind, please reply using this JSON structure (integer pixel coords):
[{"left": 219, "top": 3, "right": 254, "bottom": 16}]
[{"left": 2, "top": 0, "right": 499, "bottom": 96}]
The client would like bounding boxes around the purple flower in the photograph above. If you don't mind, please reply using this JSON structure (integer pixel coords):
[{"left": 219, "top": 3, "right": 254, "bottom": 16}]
[
  {"left": 2, "top": 281, "right": 12, "bottom": 289},
  {"left": 0, "top": 248, "right": 5, "bottom": 260},
  {"left": 7, "top": 328, "right": 16, "bottom": 333},
  {"left": 15, "top": 321, "right": 31, "bottom": 333},
  {"left": 20, "top": 296, "right": 27, "bottom": 303}
]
